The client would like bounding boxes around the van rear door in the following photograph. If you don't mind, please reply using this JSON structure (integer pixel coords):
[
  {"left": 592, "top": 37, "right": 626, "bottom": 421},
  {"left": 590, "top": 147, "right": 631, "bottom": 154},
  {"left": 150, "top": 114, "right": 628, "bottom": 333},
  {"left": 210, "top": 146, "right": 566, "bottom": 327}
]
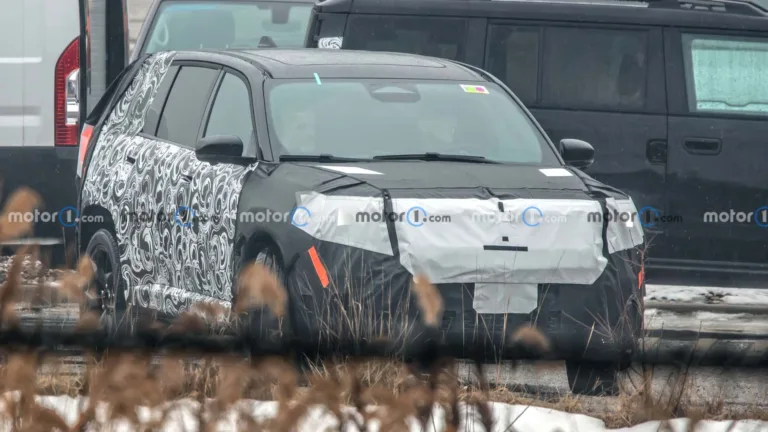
[
  {"left": 78, "top": 0, "right": 129, "bottom": 124},
  {"left": 76, "top": 0, "right": 128, "bottom": 182}
]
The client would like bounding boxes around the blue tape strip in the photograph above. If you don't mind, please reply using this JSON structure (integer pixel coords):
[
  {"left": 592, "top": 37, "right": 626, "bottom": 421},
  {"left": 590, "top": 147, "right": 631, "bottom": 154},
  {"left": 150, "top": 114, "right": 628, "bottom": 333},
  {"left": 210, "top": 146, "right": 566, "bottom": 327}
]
[{"left": 314, "top": 73, "right": 322, "bottom": 86}]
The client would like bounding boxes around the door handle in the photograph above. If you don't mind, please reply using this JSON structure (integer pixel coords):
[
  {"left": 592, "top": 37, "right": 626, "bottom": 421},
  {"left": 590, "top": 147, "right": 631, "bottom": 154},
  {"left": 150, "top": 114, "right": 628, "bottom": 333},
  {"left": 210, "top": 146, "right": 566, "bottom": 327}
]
[
  {"left": 180, "top": 173, "right": 193, "bottom": 182},
  {"left": 126, "top": 155, "right": 136, "bottom": 164},
  {"left": 683, "top": 138, "right": 721, "bottom": 155}
]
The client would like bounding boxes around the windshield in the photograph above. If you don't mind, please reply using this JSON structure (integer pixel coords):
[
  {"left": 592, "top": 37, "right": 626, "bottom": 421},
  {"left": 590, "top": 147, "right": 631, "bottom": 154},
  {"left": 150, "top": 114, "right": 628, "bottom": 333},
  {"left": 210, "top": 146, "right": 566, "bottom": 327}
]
[
  {"left": 142, "top": 1, "right": 312, "bottom": 53},
  {"left": 265, "top": 80, "right": 558, "bottom": 165}
]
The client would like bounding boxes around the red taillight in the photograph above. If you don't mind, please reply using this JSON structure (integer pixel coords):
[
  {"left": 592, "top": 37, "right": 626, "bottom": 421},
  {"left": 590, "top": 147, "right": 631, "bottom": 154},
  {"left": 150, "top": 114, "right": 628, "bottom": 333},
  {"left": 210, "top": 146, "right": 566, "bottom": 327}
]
[
  {"left": 77, "top": 124, "right": 94, "bottom": 180},
  {"left": 55, "top": 37, "right": 80, "bottom": 146}
]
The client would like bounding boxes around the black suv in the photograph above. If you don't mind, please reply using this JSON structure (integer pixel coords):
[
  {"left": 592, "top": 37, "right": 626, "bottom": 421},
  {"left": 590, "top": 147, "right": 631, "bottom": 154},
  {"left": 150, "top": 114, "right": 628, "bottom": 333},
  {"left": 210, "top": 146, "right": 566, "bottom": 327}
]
[
  {"left": 75, "top": 49, "right": 644, "bottom": 395},
  {"left": 306, "top": 0, "right": 768, "bottom": 288}
]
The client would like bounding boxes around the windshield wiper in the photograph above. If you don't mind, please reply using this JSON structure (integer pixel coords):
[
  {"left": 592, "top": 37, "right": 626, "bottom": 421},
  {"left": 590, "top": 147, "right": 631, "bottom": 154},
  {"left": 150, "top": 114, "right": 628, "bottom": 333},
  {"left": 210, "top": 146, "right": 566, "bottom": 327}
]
[
  {"left": 279, "top": 154, "right": 369, "bottom": 162},
  {"left": 372, "top": 153, "right": 501, "bottom": 164}
]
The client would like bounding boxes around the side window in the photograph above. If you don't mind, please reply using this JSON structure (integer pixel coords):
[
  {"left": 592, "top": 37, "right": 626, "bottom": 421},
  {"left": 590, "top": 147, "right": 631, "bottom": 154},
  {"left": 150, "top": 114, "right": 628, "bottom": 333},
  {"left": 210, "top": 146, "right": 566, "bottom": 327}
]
[
  {"left": 203, "top": 73, "right": 254, "bottom": 153},
  {"left": 541, "top": 27, "right": 648, "bottom": 110},
  {"left": 156, "top": 66, "right": 219, "bottom": 147},
  {"left": 485, "top": 25, "right": 540, "bottom": 105},
  {"left": 142, "top": 65, "right": 179, "bottom": 136},
  {"left": 682, "top": 33, "right": 768, "bottom": 116},
  {"left": 343, "top": 15, "right": 469, "bottom": 61}
]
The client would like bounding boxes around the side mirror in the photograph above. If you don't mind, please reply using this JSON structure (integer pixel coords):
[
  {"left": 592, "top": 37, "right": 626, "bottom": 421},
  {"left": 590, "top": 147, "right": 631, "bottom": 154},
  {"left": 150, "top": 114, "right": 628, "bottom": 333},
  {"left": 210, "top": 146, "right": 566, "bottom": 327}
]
[
  {"left": 195, "top": 135, "right": 251, "bottom": 164},
  {"left": 559, "top": 138, "right": 594, "bottom": 170}
]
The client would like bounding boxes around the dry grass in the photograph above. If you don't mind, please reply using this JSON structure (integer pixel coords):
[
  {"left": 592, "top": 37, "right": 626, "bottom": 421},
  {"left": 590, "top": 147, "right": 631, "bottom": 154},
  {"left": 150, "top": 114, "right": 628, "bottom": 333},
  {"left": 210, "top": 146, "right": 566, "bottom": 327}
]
[{"left": 0, "top": 188, "right": 766, "bottom": 430}]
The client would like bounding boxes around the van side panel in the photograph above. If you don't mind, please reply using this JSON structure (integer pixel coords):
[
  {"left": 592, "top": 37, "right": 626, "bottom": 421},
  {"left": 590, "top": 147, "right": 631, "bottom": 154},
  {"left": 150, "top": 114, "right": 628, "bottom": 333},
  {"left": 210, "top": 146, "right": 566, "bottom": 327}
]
[
  {"left": 23, "top": 0, "right": 80, "bottom": 147},
  {"left": 0, "top": 0, "right": 79, "bottom": 267},
  {"left": 0, "top": 1, "right": 25, "bottom": 148}
]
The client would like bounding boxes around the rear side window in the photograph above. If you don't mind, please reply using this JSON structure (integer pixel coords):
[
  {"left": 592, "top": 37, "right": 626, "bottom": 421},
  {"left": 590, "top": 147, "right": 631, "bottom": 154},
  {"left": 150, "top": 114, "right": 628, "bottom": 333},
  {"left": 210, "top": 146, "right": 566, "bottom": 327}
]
[
  {"left": 142, "top": 1, "right": 313, "bottom": 53},
  {"left": 343, "top": 15, "right": 469, "bottom": 61},
  {"left": 157, "top": 66, "right": 219, "bottom": 147},
  {"left": 682, "top": 33, "right": 768, "bottom": 116},
  {"left": 541, "top": 27, "right": 648, "bottom": 110},
  {"left": 485, "top": 25, "right": 540, "bottom": 105}
]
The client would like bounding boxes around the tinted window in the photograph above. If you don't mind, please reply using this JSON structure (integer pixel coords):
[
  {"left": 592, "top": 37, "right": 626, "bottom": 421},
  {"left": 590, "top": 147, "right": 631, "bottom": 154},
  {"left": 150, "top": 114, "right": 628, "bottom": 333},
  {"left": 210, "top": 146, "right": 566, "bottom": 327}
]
[
  {"left": 344, "top": 15, "right": 468, "bottom": 61},
  {"left": 266, "top": 80, "right": 557, "bottom": 165},
  {"left": 541, "top": 27, "right": 648, "bottom": 110},
  {"left": 142, "top": 65, "right": 179, "bottom": 136},
  {"left": 204, "top": 73, "right": 254, "bottom": 153},
  {"left": 682, "top": 33, "right": 768, "bottom": 116},
  {"left": 157, "top": 66, "right": 219, "bottom": 147},
  {"left": 143, "top": 1, "right": 313, "bottom": 53},
  {"left": 485, "top": 26, "right": 540, "bottom": 105}
]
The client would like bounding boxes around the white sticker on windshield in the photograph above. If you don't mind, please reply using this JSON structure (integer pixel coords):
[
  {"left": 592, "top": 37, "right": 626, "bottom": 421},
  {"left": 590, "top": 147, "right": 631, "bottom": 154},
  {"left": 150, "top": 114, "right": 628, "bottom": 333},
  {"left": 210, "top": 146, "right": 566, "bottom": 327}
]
[
  {"left": 318, "top": 37, "right": 343, "bottom": 49},
  {"left": 317, "top": 166, "right": 383, "bottom": 175},
  {"left": 540, "top": 168, "right": 573, "bottom": 177}
]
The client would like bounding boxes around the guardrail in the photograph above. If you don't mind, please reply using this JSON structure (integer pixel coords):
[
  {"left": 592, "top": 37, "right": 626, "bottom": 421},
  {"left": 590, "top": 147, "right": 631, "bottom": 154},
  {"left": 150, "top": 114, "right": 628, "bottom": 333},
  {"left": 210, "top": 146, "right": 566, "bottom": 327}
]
[{"left": 2, "top": 323, "right": 768, "bottom": 369}]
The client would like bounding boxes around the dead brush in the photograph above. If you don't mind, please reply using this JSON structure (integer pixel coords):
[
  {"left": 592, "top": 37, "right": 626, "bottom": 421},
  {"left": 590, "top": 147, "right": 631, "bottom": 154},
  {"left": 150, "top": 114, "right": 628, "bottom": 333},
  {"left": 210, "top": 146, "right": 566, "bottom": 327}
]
[
  {"left": 1, "top": 203, "right": 764, "bottom": 431},
  {"left": 0, "top": 187, "right": 42, "bottom": 242},
  {"left": 234, "top": 262, "right": 287, "bottom": 317}
]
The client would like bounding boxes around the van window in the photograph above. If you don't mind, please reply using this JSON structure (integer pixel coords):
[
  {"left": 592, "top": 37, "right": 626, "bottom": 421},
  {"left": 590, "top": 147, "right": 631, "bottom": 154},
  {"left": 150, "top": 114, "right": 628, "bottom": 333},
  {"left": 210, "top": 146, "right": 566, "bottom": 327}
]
[
  {"left": 142, "top": 1, "right": 313, "bottom": 53},
  {"left": 343, "top": 15, "right": 469, "bottom": 61},
  {"left": 682, "top": 33, "right": 768, "bottom": 116},
  {"left": 485, "top": 25, "right": 540, "bottom": 105},
  {"left": 541, "top": 27, "right": 648, "bottom": 110}
]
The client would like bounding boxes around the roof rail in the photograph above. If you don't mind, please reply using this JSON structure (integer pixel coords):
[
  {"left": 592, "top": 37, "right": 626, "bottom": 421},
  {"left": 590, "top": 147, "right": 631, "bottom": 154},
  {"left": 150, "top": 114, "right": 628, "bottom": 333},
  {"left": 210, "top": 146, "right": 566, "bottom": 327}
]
[
  {"left": 491, "top": 0, "right": 767, "bottom": 13},
  {"left": 646, "top": 0, "right": 767, "bottom": 15},
  {"left": 490, "top": 0, "right": 649, "bottom": 6}
]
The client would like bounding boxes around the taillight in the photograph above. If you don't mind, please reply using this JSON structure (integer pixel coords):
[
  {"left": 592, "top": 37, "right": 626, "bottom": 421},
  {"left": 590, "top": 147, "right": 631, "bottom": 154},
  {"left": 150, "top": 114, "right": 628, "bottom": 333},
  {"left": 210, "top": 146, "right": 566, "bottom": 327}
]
[
  {"left": 55, "top": 37, "right": 80, "bottom": 146},
  {"left": 77, "top": 124, "right": 94, "bottom": 180}
]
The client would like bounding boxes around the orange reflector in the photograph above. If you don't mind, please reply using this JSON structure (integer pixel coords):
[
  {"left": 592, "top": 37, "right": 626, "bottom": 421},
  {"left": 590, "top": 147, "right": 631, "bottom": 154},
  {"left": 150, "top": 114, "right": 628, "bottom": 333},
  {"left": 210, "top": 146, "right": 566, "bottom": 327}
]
[
  {"left": 638, "top": 266, "right": 644, "bottom": 289},
  {"left": 308, "top": 246, "right": 329, "bottom": 288}
]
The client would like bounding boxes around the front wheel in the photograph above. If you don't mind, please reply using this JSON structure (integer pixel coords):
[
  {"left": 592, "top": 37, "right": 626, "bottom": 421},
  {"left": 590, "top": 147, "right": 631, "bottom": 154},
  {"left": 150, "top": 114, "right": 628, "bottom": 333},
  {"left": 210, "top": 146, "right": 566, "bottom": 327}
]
[
  {"left": 235, "top": 247, "right": 291, "bottom": 344},
  {"left": 84, "top": 229, "right": 131, "bottom": 336}
]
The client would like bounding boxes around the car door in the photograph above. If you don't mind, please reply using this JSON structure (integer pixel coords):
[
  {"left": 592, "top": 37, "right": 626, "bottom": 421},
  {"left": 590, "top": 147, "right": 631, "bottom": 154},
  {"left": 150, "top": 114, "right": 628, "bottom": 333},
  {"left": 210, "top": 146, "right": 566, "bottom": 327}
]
[
  {"left": 483, "top": 22, "right": 668, "bottom": 226},
  {"left": 191, "top": 70, "right": 259, "bottom": 305},
  {"left": 140, "top": 63, "right": 221, "bottom": 315},
  {"left": 661, "top": 28, "right": 768, "bottom": 285}
]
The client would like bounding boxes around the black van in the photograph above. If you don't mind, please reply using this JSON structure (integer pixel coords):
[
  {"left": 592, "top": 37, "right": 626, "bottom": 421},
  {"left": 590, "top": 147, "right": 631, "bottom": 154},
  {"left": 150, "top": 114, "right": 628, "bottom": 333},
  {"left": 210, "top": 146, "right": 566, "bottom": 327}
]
[{"left": 306, "top": 0, "right": 768, "bottom": 288}]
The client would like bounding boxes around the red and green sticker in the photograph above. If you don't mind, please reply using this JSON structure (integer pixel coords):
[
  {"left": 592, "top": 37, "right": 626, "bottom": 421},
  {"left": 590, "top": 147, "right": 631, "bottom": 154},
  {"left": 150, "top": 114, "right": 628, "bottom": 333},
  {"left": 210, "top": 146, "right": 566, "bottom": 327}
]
[{"left": 460, "top": 84, "right": 489, "bottom": 94}]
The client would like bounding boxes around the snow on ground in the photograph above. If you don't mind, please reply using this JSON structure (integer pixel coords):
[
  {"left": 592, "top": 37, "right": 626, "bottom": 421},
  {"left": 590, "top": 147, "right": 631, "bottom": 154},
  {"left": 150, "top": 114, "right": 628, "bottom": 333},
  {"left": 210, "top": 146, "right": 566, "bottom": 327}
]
[
  {"left": 646, "top": 285, "right": 768, "bottom": 306},
  {"left": 0, "top": 394, "right": 761, "bottom": 432}
]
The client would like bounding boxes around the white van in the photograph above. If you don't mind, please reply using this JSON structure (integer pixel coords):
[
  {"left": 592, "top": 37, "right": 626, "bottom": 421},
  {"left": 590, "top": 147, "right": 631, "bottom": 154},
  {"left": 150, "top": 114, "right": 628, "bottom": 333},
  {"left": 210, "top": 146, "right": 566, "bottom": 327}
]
[{"left": 0, "top": 0, "right": 129, "bottom": 266}]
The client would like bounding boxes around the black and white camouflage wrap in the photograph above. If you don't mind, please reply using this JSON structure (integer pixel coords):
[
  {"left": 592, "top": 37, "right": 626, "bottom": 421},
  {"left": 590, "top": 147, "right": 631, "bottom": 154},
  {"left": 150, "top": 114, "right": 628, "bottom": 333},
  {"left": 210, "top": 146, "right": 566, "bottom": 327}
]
[{"left": 81, "top": 52, "right": 256, "bottom": 315}]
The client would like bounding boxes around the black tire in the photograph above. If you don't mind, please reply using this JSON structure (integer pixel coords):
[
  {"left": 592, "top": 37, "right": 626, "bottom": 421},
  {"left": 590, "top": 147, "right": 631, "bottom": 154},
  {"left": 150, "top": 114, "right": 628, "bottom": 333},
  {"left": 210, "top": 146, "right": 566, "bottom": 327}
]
[
  {"left": 566, "top": 361, "right": 620, "bottom": 396},
  {"left": 236, "top": 247, "right": 292, "bottom": 345},
  {"left": 84, "top": 229, "right": 132, "bottom": 336}
]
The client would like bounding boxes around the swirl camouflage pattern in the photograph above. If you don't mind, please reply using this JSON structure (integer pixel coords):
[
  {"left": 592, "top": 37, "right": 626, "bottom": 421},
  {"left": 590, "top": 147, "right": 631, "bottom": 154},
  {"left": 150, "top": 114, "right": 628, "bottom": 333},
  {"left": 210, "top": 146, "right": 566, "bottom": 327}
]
[{"left": 80, "top": 52, "right": 257, "bottom": 315}]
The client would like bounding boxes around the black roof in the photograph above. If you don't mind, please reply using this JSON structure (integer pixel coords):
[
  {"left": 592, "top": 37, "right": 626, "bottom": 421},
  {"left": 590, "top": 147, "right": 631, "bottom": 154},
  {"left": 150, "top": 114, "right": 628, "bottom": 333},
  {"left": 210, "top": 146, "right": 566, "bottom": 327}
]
[
  {"left": 315, "top": 0, "right": 768, "bottom": 31},
  {"left": 225, "top": 49, "right": 488, "bottom": 80}
]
